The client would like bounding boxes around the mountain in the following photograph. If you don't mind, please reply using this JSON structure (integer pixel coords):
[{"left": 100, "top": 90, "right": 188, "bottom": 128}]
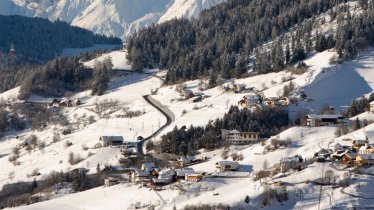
[{"left": 0, "top": 0, "right": 226, "bottom": 40}]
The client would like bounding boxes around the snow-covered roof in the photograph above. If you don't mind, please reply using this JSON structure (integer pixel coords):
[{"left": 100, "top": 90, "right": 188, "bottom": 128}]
[
  {"left": 216, "top": 160, "right": 239, "bottom": 166},
  {"left": 329, "top": 143, "right": 341, "bottom": 147},
  {"left": 142, "top": 162, "right": 156, "bottom": 171},
  {"left": 133, "top": 169, "right": 150, "bottom": 176},
  {"left": 307, "top": 114, "right": 342, "bottom": 119},
  {"left": 353, "top": 140, "right": 367, "bottom": 144},
  {"left": 370, "top": 101, "right": 374, "bottom": 105},
  {"left": 357, "top": 154, "right": 374, "bottom": 160},
  {"left": 280, "top": 157, "right": 300, "bottom": 163},
  {"left": 176, "top": 168, "right": 195, "bottom": 176},
  {"left": 100, "top": 136, "right": 124, "bottom": 142},
  {"left": 229, "top": 130, "right": 241, "bottom": 134},
  {"left": 359, "top": 145, "right": 374, "bottom": 150},
  {"left": 343, "top": 152, "right": 356, "bottom": 159}
]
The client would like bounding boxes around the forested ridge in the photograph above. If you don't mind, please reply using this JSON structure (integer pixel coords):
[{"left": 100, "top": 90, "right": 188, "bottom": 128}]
[
  {"left": 0, "top": 15, "right": 121, "bottom": 61},
  {"left": 126, "top": 0, "right": 350, "bottom": 84}
]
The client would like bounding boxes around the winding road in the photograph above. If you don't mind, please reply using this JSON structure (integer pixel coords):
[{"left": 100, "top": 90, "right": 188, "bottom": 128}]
[
  {"left": 137, "top": 94, "right": 175, "bottom": 155},
  {"left": 115, "top": 69, "right": 175, "bottom": 155}
]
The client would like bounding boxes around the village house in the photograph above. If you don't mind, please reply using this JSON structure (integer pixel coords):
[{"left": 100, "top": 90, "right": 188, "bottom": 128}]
[
  {"left": 314, "top": 148, "right": 331, "bottom": 159},
  {"left": 359, "top": 143, "right": 374, "bottom": 154},
  {"left": 185, "top": 174, "right": 203, "bottom": 182},
  {"left": 104, "top": 177, "right": 119, "bottom": 187},
  {"left": 262, "top": 97, "right": 289, "bottom": 107},
  {"left": 59, "top": 99, "right": 73, "bottom": 107},
  {"left": 176, "top": 168, "right": 195, "bottom": 179},
  {"left": 329, "top": 143, "right": 343, "bottom": 153},
  {"left": 141, "top": 162, "right": 157, "bottom": 172},
  {"left": 50, "top": 98, "right": 80, "bottom": 108},
  {"left": 341, "top": 152, "right": 356, "bottom": 163},
  {"left": 151, "top": 169, "right": 176, "bottom": 185},
  {"left": 152, "top": 177, "right": 172, "bottom": 186},
  {"left": 180, "top": 89, "right": 195, "bottom": 100},
  {"left": 370, "top": 101, "right": 374, "bottom": 112},
  {"left": 130, "top": 169, "right": 151, "bottom": 183},
  {"left": 99, "top": 136, "right": 124, "bottom": 147},
  {"left": 306, "top": 114, "right": 343, "bottom": 127},
  {"left": 237, "top": 94, "right": 262, "bottom": 109},
  {"left": 73, "top": 99, "right": 82, "bottom": 107},
  {"left": 280, "top": 156, "right": 302, "bottom": 172},
  {"left": 215, "top": 161, "right": 239, "bottom": 172},
  {"left": 221, "top": 129, "right": 260, "bottom": 145},
  {"left": 50, "top": 99, "right": 61, "bottom": 107},
  {"left": 352, "top": 140, "right": 368, "bottom": 149},
  {"left": 356, "top": 154, "right": 374, "bottom": 165},
  {"left": 176, "top": 156, "right": 203, "bottom": 167}
]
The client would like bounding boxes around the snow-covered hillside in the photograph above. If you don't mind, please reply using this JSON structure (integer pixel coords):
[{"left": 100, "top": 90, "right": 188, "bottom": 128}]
[{"left": 0, "top": 0, "right": 226, "bottom": 40}]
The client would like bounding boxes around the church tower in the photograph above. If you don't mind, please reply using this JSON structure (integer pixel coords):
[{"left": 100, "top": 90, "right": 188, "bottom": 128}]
[{"left": 8, "top": 43, "right": 16, "bottom": 57}]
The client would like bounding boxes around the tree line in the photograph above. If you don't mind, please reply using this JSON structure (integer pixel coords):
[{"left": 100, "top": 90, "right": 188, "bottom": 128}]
[{"left": 153, "top": 106, "right": 289, "bottom": 156}]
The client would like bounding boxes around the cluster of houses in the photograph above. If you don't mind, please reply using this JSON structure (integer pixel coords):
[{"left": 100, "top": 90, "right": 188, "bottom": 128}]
[
  {"left": 49, "top": 98, "right": 81, "bottom": 108},
  {"left": 237, "top": 94, "right": 289, "bottom": 110},
  {"left": 128, "top": 163, "right": 203, "bottom": 186},
  {"left": 98, "top": 136, "right": 139, "bottom": 156},
  {"left": 313, "top": 138, "right": 374, "bottom": 166},
  {"left": 221, "top": 129, "right": 260, "bottom": 145},
  {"left": 178, "top": 89, "right": 208, "bottom": 103}
]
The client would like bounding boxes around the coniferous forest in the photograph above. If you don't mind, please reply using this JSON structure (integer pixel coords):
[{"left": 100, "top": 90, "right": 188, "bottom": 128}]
[
  {"left": 155, "top": 106, "right": 289, "bottom": 156},
  {"left": 127, "top": 0, "right": 374, "bottom": 84},
  {"left": 0, "top": 15, "right": 121, "bottom": 61}
]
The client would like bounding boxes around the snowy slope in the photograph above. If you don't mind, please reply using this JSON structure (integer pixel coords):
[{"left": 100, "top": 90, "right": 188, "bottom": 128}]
[{"left": 0, "top": 0, "right": 226, "bottom": 40}]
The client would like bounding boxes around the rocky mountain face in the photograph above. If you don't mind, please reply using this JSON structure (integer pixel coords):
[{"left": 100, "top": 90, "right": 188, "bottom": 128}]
[{"left": 0, "top": 0, "right": 225, "bottom": 40}]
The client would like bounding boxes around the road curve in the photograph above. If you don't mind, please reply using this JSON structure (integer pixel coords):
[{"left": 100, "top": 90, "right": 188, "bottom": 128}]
[{"left": 137, "top": 95, "right": 175, "bottom": 155}]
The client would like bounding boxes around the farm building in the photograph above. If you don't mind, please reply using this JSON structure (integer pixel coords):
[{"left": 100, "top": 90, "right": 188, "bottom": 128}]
[
  {"left": 99, "top": 136, "right": 124, "bottom": 147},
  {"left": 306, "top": 114, "right": 343, "bottom": 127},
  {"left": 215, "top": 161, "right": 239, "bottom": 172}
]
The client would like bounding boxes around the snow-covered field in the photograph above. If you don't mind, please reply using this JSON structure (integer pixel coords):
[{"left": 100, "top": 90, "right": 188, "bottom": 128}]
[{"left": 2, "top": 44, "right": 374, "bottom": 209}]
